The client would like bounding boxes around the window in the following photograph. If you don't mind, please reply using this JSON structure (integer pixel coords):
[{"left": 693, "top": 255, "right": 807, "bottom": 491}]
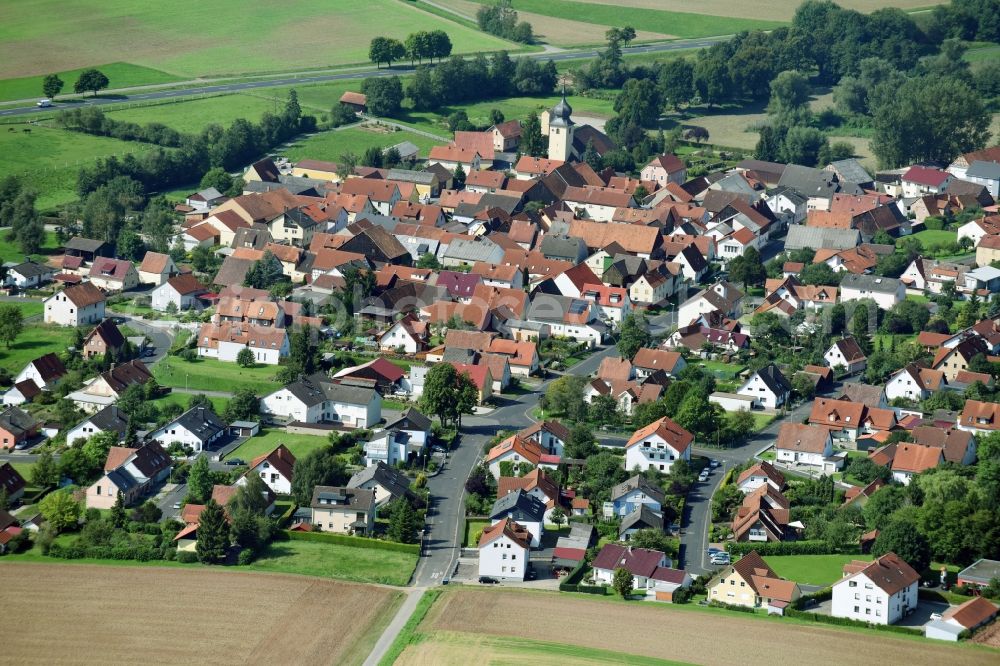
[
  {"left": 96, "top": 486, "right": 102, "bottom": 495},
  {"left": 854, "top": 606, "right": 859, "bottom": 613}
]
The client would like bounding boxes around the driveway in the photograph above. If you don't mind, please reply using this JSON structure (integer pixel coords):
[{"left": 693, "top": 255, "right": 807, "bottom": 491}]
[
  {"left": 119, "top": 316, "right": 173, "bottom": 365},
  {"left": 154, "top": 482, "right": 188, "bottom": 521}
]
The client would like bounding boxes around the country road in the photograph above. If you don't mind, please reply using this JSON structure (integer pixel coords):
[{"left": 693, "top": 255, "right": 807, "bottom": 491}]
[{"left": 0, "top": 37, "right": 727, "bottom": 119}]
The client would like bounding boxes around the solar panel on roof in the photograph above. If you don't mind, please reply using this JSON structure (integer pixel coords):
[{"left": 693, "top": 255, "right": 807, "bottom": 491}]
[{"left": 568, "top": 300, "right": 587, "bottom": 314}]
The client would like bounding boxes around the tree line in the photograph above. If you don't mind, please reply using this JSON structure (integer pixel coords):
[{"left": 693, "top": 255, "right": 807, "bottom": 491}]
[
  {"left": 369, "top": 31, "right": 453, "bottom": 68},
  {"left": 41, "top": 68, "right": 110, "bottom": 100},
  {"left": 476, "top": 0, "right": 533, "bottom": 44}
]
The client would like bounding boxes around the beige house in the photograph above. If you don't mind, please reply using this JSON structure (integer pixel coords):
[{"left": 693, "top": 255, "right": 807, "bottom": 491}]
[
  {"left": 976, "top": 235, "right": 1000, "bottom": 268},
  {"left": 88, "top": 258, "right": 139, "bottom": 292},
  {"left": 310, "top": 486, "right": 376, "bottom": 535},
  {"left": 86, "top": 442, "right": 172, "bottom": 509},
  {"left": 137, "top": 252, "right": 178, "bottom": 286},
  {"left": 708, "top": 550, "right": 801, "bottom": 611}
]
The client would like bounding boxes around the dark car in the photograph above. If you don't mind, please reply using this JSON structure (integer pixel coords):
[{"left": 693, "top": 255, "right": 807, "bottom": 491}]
[
  {"left": 142, "top": 347, "right": 155, "bottom": 357},
  {"left": 478, "top": 576, "right": 498, "bottom": 585},
  {"left": 225, "top": 458, "right": 246, "bottom": 466}
]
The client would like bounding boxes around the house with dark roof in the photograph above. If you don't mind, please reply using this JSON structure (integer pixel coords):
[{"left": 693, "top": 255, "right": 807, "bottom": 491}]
[
  {"left": 5, "top": 260, "right": 56, "bottom": 289},
  {"left": 824, "top": 336, "right": 868, "bottom": 375},
  {"left": 0, "top": 407, "right": 38, "bottom": 449},
  {"left": 349, "top": 461, "right": 418, "bottom": 511},
  {"left": 832, "top": 552, "right": 919, "bottom": 625},
  {"left": 310, "top": 485, "right": 376, "bottom": 535},
  {"left": 592, "top": 544, "right": 681, "bottom": 593},
  {"left": 839, "top": 273, "right": 905, "bottom": 310},
  {"left": 260, "top": 372, "right": 382, "bottom": 428},
  {"left": 88, "top": 257, "right": 139, "bottom": 292},
  {"left": 244, "top": 444, "right": 296, "bottom": 495},
  {"left": 63, "top": 236, "right": 112, "bottom": 263},
  {"left": 69, "top": 360, "right": 153, "bottom": 413},
  {"left": 65, "top": 405, "right": 129, "bottom": 446},
  {"left": 641, "top": 153, "right": 686, "bottom": 187},
  {"left": 44, "top": 282, "right": 106, "bottom": 326},
  {"left": 0, "top": 462, "right": 26, "bottom": 503},
  {"left": 364, "top": 407, "right": 431, "bottom": 467},
  {"left": 610, "top": 475, "right": 665, "bottom": 518},
  {"left": 151, "top": 274, "right": 207, "bottom": 312},
  {"left": 732, "top": 484, "right": 797, "bottom": 543},
  {"left": 14, "top": 353, "right": 66, "bottom": 391},
  {"left": 147, "top": 407, "right": 226, "bottom": 453},
  {"left": 736, "top": 364, "right": 791, "bottom": 410},
  {"left": 82, "top": 319, "right": 126, "bottom": 360},
  {"left": 85, "top": 440, "right": 171, "bottom": 509},
  {"left": 490, "top": 489, "right": 545, "bottom": 547}
]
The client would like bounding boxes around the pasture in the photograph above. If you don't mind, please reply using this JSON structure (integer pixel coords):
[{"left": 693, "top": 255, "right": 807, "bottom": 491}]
[
  {"left": 0, "top": 563, "right": 401, "bottom": 665},
  {"left": 569, "top": 0, "right": 941, "bottom": 22},
  {"left": 0, "top": 0, "right": 513, "bottom": 82},
  {"left": 409, "top": 588, "right": 990, "bottom": 666},
  {"left": 282, "top": 125, "right": 446, "bottom": 163},
  {"left": 0, "top": 230, "right": 60, "bottom": 264},
  {"left": 105, "top": 94, "right": 282, "bottom": 134}
]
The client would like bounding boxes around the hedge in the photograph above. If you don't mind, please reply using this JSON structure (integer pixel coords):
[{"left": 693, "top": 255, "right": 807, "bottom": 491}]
[
  {"left": 284, "top": 530, "right": 420, "bottom": 554},
  {"left": 793, "top": 586, "right": 833, "bottom": 609},
  {"left": 277, "top": 503, "right": 298, "bottom": 528},
  {"left": 727, "top": 541, "right": 860, "bottom": 556},
  {"left": 559, "top": 561, "right": 589, "bottom": 592},
  {"left": 48, "top": 542, "right": 163, "bottom": 561},
  {"left": 785, "top": 608, "right": 923, "bottom": 635}
]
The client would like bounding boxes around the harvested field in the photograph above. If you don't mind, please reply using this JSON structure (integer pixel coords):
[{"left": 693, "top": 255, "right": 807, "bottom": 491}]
[
  {"left": 0, "top": 563, "right": 401, "bottom": 665},
  {"left": 415, "top": 589, "right": 994, "bottom": 666},
  {"left": 568, "top": 0, "right": 941, "bottom": 21},
  {"left": 973, "top": 621, "right": 1000, "bottom": 648}
]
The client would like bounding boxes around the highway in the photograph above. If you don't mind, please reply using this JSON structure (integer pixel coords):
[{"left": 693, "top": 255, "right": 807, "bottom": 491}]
[{"left": 0, "top": 37, "right": 727, "bottom": 119}]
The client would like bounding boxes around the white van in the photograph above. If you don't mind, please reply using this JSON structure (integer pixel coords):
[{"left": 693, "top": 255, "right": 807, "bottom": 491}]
[{"left": 37, "top": 99, "right": 52, "bottom": 108}]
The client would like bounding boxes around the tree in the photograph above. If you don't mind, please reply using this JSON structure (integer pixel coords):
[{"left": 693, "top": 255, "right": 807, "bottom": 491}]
[
  {"left": 674, "top": 392, "right": 718, "bottom": 441},
  {"left": 520, "top": 111, "right": 545, "bottom": 157},
  {"left": 420, "top": 362, "right": 461, "bottom": 427},
  {"left": 541, "top": 375, "right": 587, "bottom": 421},
  {"left": 872, "top": 75, "right": 991, "bottom": 168},
  {"left": 110, "top": 492, "right": 128, "bottom": 528},
  {"left": 361, "top": 76, "right": 404, "bottom": 117},
  {"left": 74, "top": 69, "right": 109, "bottom": 96},
  {"left": 780, "top": 126, "right": 829, "bottom": 167},
  {"left": 630, "top": 528, "right": 674, "bottom": 554},
  {"left": 243, "top": 250, "right": 284, "bottom": 289},
  {"left": 32, "top": 449, "right": 58, "bottom": 487},
  {"left": 42, "top": 73, "right": 64, "bottom": 99},
  {"left": 872, "top": 517, "right": 931, "bottom": 572},
  {"left": 224, "top": 386, "right": 259, "bottom": 422},
  {"left": 196, "top": 500, "right": 229, "bottom": 564},
  {"left": 550, "top": 506, "right": 567, "bottom": 529},
  {"left": 290, "top": 448, "right": 348, "bottom": 505},
  {"left": 851, "top": 304, "right": 873, "bottom": 354},
  {"left": 39, "top": 489, "right": 81, "bottom": 533},
  {"left": 188, "top": 455, "right": 213, "bottom": 503},
  {"left": 612, "top": 566, "right": 634, "bottom": 598},
  {"left": 387, "top": 499, "right": 421, "bottom": 543},
  {"left": 617, "top": 312, "right": 651, "bottom": 360},
  {"left": 582, "top": 139, "right": 602, "bottom": 171},
  {"left": 416, "top": 252, "right": 440, "bottom": 269},
  {"left": 768, "top": 70, "right": 811, "bottom": 114},
  {"left": 0, "top": 304, "right": 24, "bottom": 349},
  {"left": 728, "top": 247, "right": 767, "bottom": 289},
  {"left": 3, "top": 186, "right": 43, "bottom": 255},
  {"left": 289, "top": 323, "right": 317, "bottom": 375},
  {"left": 369, "top": 37, "right": 406, "bottom": 68},
  {"left": 566, "top": 424, "right": 597, "bottom": 459},
  {"left": 453, "top": 164, "right": 466, "bottom": 189}
]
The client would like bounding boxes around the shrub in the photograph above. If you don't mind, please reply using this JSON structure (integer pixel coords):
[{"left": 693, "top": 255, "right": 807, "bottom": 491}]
[
  {"left": 176, "top": 550, "right": 199, "bottom": 563},
  {"left": 785, "top": 608, "right": 922, "bottom": 635},
  {"left": 727, "top": 540, "right": 856, "bottom": 556},
  {"left": 238, "top": 548, "right": 255, "bottom": 565},
  {"left": 284, "top": 529, "right": 420, "bottom": 554}
]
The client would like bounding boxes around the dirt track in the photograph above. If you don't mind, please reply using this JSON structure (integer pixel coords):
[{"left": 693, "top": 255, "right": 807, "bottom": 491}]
[
  {"left": 0, "top": 563, "right": 400, "bottom": 665},
  {"left": 420, "top": 589, "right": 997, "bottom": 666}
]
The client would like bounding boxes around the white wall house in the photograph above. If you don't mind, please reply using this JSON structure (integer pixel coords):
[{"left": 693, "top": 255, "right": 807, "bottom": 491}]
[
  {"left": 624, "top": 417, "right": 693, "bottom": 474},
  {"left": 736, "top": 365, "right": 790, "bottom": 410},
  {"left": 839, "top": 274, "right": 905, "bottom": 310},
  {"left": 44, "top": 283, "right": 106, "bottom": 327},
  {"left": 378, "top": 318, "right": 422, "bottom": 353},
  {"left": 478, "top": 518, "right": 531, "bottom": 581},
  {"left": 147, "top": 408, "right": 225, "bottom": 452},
  {"left": 151, "top": 276, "right": 204, "bottom": 311},
  {"left": 831, "top": 553, "right": 919, "bottom": 626},
  {"left": 259, "top": 377, "right": 381, "bottom": 428}
]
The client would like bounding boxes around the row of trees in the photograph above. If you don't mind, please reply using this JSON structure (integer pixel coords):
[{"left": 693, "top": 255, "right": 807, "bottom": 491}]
[
  {"left": 369, "top": 31, "right": 453, "bottom": 68},
  {"left": 0, "top": 175, "right": 45, "bottom": 254},
  {"left": 476, "top": 0, "right": 533, "bottom": 44},
  {"left": 41, "top": 68, "right": 109, "bottom": 99}
]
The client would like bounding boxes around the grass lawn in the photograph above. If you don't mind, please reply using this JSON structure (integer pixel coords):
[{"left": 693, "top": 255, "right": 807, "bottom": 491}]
[
  {"left": 0, "top": 324, "right": 76, "bottom": 376},
  {"left": 765, "top": 554, "right": 872, "bottom": 587},
  {"left": 0, "top": 230, "right": 61, "bottom": 264},
  {"left": 248, "top": 539, "right": 417, "bottom": 586},
  {"left": 760, "top": 451, "right": 775, "bottom": 461},
  {"left": 105, "top": 94, "right": 281, "bottom": 134},
  {"left": 752, "top": 413, "right": 775, "bottom": 431},
  {"left": 905, "top": 229, "right": 958, "bottom": 247},
  {"left": 463, "top": 519, "right": 490, "bottom": 547},
  {"left": 283, "top": 124, "right": 446, "bottom": 163},
  {"left": 382, "top": 399, "right": 411, "bottom": 411},
  {"left": 0, "top": 124, "right": 156, "bottom": 210},
  {"left": 151, "top": 356, "right": 282, "bottom": 395},
  {"left": 459, "top": 0, "right": 786, "bottom": 38},
  {"left": 224, "top": 429, "right": 332, "bottom": 461},
  {"left": 149, "top": 392, "right": 229, "bottom": 415},
  {"left": 8, "top": 461, "right": 35, "bottom": 482},
  {"left": 0, "top": 63, "right": 183, "bottom": 103},
  {"left": 0, "top": 0, "right": 514, "bottom": 82},
  {"left": 697, "top": 360, "right": 745, "bottom": 380},
  {"left": 872, "top": 333, "right": 917, "bottom": 350}
]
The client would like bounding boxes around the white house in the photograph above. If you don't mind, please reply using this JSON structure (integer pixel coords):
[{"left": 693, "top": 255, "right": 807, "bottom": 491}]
[
  {"left": 65, "top": 405, "right": 129, "bottom": 447},
  {"left": 137, "top": 251, "right": 179, "bottom": 286},
  {"left": 592, "top": 544, "right": 674, "bottom": 590},
  {"left": 348, "top": 462, "right": 415, "bottom": 510},
  {"left": 958, "top": 216, "right": 1000, "bottom": 247},
  {"left": 839, "top": 274, "right": 904, "bottom": 310},
  {"left": 43, "top": 283, "right": 106, "bottom": 327},
  {"left": 736, "top": 461, "right": 786, "bottom": 494},
  {"left": 151, "top": 275, "right": 205, "bottom": 311},
  {"left": 478, "top": 517, "right": 531, "bottom": 581},
  {"left": 832, "top": 553, "right": 919, "bottom": 625},
  {"left": 677, "top": 281, "right": 744, "bottom": 328},
  {"left": 925, "top": 597, "right": 999, "bottom": 642},
  {"left": 259, "top": 373, "right": 381, "bottom": 428},
  {"left": 13, "top": 353, "right": 65, "bottom": 391},
  {"left": 377, "top": 315, "right": 425, "bottom": 354},
  {"left": 147, "top": 407, "right": 226, "bottom": 452},
  {"left": 775, "top": 423, "right": 836, "bottom": 470},
  {"left": 243, "top": 444, "right": 295, "bottom": 495},
  {"left": 5, "top": 260, "right": 55, "bottom": 289},
  {"left": 824, "top": 337, "right": 868, "bottom": 375},
  {"left": 363, "top": 408, "right": 431, "bottom": 467},
  {"left": 885, "top": 363, "right": 945, "bottom": 402},
  {"left": 489, "top": 489, "right": 545, "bottom": 547},
  {"left": 197, "top": 322, "right": 289, "bottom": 366},
  {"left": 736, "top": 364, "right": 790, "bottom": 410},
  {"left": 624, "top": 416, "right": 693, "bottom": 474}
]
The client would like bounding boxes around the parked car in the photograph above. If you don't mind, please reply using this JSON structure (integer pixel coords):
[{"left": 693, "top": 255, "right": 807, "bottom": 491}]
[
  {"left": 709, "top": 459, "right": 720, "bottom": 468},
  {"left": 478, "top": 576, "right": 498, "bottom": 585},
  {"left": 225, "top": 458, "right": 246, "bottom": 466},
  {"left": 707, "top": 547, "right": 723, "bottom": 556},
  {"left": 930, "top": 612, "right": 942, "bottom": 621},
  {"left": 172, "top": 501, "right": 182, "bottom": 510},
  {"left": 710, "top": 553, "right": 731, "bottom": 565}
]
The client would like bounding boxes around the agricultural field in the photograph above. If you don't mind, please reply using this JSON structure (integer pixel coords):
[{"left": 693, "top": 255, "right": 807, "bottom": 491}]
[
  {"left": 225, "top": 429, "right": 333, "bottom": 462},
  {"left": 764, "top": 554, "right": 872, "bottom": 587},
  {"left": 407, "top": 588, "right": 991, "bottom": 666},
  {"left": 249, "top": 539, "right": 418, "bottom": 586},
  {"left": 151, "top": 356, "right": 283, "bottom": 395},
  {"left": 0, "top": 124, "right": 156, "bottom": 210},
  {"left": 0, "top": 63, "right": 183, "bottom": 103},
  {"left": 0, "top": 324, "right": 76, "bottom": 376},
  {"left": 0, "top": 0, "right": 514, "bottom": 83},
  {"left": 104, "top": 94, "right": 283, "bottom": 134},
  {"left": 0, "top": 563, "right": 401, "bottom": 666},
  {"left": 569, "top": 0, "right": 940, "bottom": 22},
  {"left": 459, "top": 0, "right": 787, "bottom": 39}
]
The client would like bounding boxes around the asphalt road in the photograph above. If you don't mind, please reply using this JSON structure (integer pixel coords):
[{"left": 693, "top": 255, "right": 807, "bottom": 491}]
[
  {"left": 0, "top": 38, "right": 727, "bottom": 119},
  {"left": 117, "top": 316, "right": 173, "bottom": 365}
]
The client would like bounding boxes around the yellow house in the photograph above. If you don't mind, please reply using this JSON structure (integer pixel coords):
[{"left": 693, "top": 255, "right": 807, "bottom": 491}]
[
  {"left": 292, "top": 158, "right": 342, "bottom": 183},
  {"left": 976, "top": 235, "right": 1000, "bottom": 268},
  {"left": 707, "top": 551, "right": 801, "bottom": 611}
]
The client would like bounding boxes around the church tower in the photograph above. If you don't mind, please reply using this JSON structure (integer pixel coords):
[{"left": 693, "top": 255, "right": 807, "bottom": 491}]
[{"left": 547, "top": 87, "right": 575, "bottom": 162}]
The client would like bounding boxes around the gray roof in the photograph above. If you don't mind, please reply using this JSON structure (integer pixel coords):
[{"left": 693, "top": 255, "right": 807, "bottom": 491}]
[
  {"left": 385, "top": 142, "right": 420, "bottom": 158},
  {"left": 387, "top": 168, "right": 435, "bottom": 185},
  {"left": 87, "top": 405, "right": 129, "bottom": 435},
  {"left": 620, "top": 505, "right": 663, "bottom": 534},
  {"left": 956, "top": 558, "right": 1000, "bottom": 585},
  {"left": 441, "top": 347, "right": 477, "bottom": 364},
  {"left": 840, "top": 273, "right": 902, "bottom": 294},
  {"left": 967, "top": 160, "right": 1000, "bottom": 180},
  {"left": 11, "top": 260, "right": 55, "bottom": 278},
  {"left": 778, "top": 164, "right": 840, "bottom": 199},
  {"left": 384, "top": 407, "right": 432, "bottom": 433},
  {"left": 282, "top": 372, "right": 378, "bottom": 407},
  {"left": 106, "top": 468, "right": 139, "bottom": 492},
  {"left": 443, "top": 237, "right": 504, "bottom": 263},
  {"left": 0, "top": 407, "right": 37, "bottom": 437},
  {"left": 767, "top": 186, "right": 808, "bottom": 205},
  {"left": 753, "top": 364, "right": 791, "bottom": 395},
  {"left": 169, "top": 407, "right": 226, "bottom": 442},
  {"left": 310, "top": 485, "right": 375, "bottom": 512},
  {"left": 65, "top": 236, "right": 107, "bottom": 252},
  {"left": 611, "top": 475, "right": 665, "bottom": 505},
  {"left": 348, "top": 461, "right": 412, "bottom": 499},
  {"left": 490, "top": 488, "right": 546, "bottom": 522},
  {"left": 784, "top": 225, "right": 861, "bottom": 251},
  {"left": 828, "top": 158, "right": 873, "bottom": 185},
  {"left": 539, "top": 234, "right": 585, "bottom": 261}
]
